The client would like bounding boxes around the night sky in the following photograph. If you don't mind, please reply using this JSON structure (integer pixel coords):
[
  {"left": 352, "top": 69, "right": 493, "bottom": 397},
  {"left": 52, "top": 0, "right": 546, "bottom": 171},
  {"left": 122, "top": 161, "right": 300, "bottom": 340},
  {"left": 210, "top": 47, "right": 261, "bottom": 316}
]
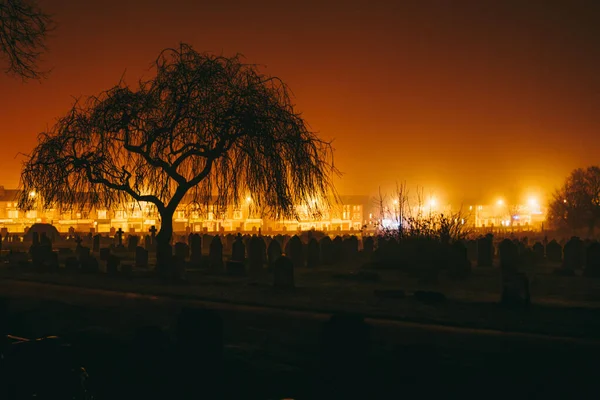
[{"left": 1, "top": 0, "right": 599, "bottom": 205}]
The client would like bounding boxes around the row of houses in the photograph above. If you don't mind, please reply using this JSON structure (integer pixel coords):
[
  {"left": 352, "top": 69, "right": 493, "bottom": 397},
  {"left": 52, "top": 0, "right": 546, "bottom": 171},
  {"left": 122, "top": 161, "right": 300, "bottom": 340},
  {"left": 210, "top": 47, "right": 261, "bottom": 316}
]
[{"left": 0, "top": 186, "right": 369, "bottom": 234}]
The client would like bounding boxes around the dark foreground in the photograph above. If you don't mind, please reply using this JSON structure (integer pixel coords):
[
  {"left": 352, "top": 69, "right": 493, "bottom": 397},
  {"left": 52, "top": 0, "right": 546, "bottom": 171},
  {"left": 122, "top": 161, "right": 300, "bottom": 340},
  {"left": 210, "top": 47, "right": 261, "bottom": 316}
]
[{"left": 0, "top": 280, "right": 598, "bottom": 399}]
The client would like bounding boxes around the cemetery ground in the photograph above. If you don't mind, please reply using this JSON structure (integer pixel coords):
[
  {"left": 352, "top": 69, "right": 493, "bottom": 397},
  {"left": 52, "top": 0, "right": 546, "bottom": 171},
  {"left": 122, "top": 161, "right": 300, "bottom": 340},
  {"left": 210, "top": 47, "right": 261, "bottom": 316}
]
[
  {"left": 1, "top": 279, "right": 599, "bottom": 399},
  {"left": 1, "top": 239, "right": 600, "bottom": 397},
  {"left": 1, "top": 254, "right": 600, "bottom": 339}
]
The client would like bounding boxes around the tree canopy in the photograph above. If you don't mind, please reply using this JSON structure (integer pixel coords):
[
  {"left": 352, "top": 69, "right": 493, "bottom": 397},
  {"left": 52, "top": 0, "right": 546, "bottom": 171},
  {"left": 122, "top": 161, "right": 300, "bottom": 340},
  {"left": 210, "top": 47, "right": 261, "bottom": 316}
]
[
  {"left": 0, "top": 0, "right": 52, "bottom": 80},
  {"left": 547, "top": 166, "right": 600, "bottom": 233},
  {"left": 19, "top": 44, "right": 337, "bottom": 238}
]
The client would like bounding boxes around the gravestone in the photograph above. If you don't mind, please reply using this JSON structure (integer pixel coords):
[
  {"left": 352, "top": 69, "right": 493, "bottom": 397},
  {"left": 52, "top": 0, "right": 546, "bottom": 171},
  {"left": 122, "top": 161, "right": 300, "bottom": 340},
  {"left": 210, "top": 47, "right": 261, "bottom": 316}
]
[
  {"left": 546, "top": 240, "right": 562, "bottom": 264},
  {"left": 174, "top": 242, "right": 190, "bottom": 261},
  {"left": 416, "top": 239, "right": 441, "bottom": 283},
  {"left": 224, "top": 234, "right": 235, "bottom": 253},
  {"left": 267, "top": 238, "right": 282, "bottom": 268},
  {"left": 499, "top": 239, "right": 519, "bottom": 274},
  {"left": 202, "top": 234, "right": 213, "bottom": 254},
  {"left": 515, "top": 239, "right": 526, "bottom": 256},
  {"left": 273, "top": 255, "right": 294, "bottom": 288},
  {"left": 107, "top": 254, "right": 120, "bottom": 275},
  {"left": 74, "top": 235, "right": 83, "bottom": 255},
  {"left": 127, "top": 235, "right": 139, "bottom": 253},
  {"left": 563, "top": 236, "right": 583, "bottom": 270},
  {"left": 583, "top": 241, "right": 600, "bottom": 278},
  {"left": 362, "top": 236, "right": 374, "bottom": 256},
  {"left": 320, "top": 236, "right": 334, "bottom": 265},
  {"left": 209, "top": 236, "right": 223, "bottom": 273},
  {"left": 247, "top": 236, "right": 266, "bottom": 277},
  {"left": 466, "top": 239, "right": 478, "bottom": 262},
  {"left": 31, "top": 231, "right": 40, "bottom": 246},
  {"left": 532, "top": 242, "right": 545, "bottom": 264},
  {"left": 448, "top": 241, "right": 471, "bottom": 278},
  {"left": 343, "top": 236, "right": 359, "bottom": 260},
  {"left": 148, "top": 226, "right": 158, "bottom": 251},
  {"left": 231, "top": 234, "right": 245, "bottom": 262},
  {"left": 477, "top": 234, "right": 493, "bottom": 267},
  {"left": 29, "top": 232, "right": 58, "bottom": 272},
  {"left": 93, "top": 234, "right": 101, "bottom": 253},
  {"left": 332, "top": 236, "right": 344, "bottom": 264},
  {"left": 135, "top": 246, "right": 148, "bottom": 269},
  {"left": 306, "top": 238, "right": 320, "bottom": 268},
  {"left": 99, "top": 247, "right": 110, "bottom": 262},
  {"left": 285, "top": 235, "right": 304, "bottom": 268},
  {"left": 144, "top": 235, "right": 152, "bottom": 251},
  {"left": 189, "top": 234, "right": 202, "bottom": 268},
  {"left": 115, "top": 228, "right": 124, "bottom": 247}
]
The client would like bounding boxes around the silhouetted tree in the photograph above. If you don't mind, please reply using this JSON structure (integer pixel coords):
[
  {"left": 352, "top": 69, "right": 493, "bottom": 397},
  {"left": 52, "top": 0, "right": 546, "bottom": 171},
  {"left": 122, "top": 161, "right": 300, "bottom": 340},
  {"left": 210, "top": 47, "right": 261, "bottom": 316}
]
[
  {"left": 547, "top": 166, "right": 600, "bottom": 234},
  {"left": 19, "top": 43, "right": 337, "bottom": 273},
  {"left": 0, "top": 0, "right": 53, "bottom": 79}
]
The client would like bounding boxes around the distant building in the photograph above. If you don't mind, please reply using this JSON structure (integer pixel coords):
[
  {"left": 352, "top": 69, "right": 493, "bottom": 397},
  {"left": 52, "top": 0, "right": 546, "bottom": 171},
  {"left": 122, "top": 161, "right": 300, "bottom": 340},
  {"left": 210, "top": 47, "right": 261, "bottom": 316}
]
[
  {"left": 361, "top": 195, "right": 547, "bottom": 233},
  {"left": 0, "top": 186, "right": 369, "bottom": 235}
]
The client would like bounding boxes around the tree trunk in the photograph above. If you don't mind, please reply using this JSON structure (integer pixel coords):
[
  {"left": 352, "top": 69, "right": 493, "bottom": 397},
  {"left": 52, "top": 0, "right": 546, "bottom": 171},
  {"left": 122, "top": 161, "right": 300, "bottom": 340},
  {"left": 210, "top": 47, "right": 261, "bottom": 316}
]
[{"left": 156, "top": 208, "right": 174, "bottom": 279}]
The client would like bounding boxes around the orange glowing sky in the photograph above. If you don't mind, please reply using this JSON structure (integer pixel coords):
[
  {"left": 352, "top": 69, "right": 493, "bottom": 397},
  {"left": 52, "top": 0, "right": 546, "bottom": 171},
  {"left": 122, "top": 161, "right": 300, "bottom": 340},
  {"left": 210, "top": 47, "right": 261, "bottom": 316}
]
[{"left": 1, "top": 0, "right": 599, "bottom": 205}]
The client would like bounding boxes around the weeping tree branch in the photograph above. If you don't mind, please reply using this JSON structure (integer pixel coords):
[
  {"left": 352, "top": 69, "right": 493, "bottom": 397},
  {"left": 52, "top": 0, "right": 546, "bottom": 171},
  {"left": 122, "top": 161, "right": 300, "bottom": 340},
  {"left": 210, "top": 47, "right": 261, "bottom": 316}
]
[
  {"left": 0, "top": 0, "right": 53, "bottom": 80},
  {"left": 19, "top": 43, "right": 338, "bottom": 243}
]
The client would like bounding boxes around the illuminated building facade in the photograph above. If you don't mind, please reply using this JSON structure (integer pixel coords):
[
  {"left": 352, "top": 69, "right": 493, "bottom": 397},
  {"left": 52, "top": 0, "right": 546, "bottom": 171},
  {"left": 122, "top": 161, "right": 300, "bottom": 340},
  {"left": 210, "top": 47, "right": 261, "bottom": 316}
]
[
  {"left": 363, "top": 196, "right": 548, "bottom": 232},
  {"left": 0, "top": 187, "right": 368, "bottom": 235},
  {"left": 467, "top": 201, "right": 546, "bottom": 230}
]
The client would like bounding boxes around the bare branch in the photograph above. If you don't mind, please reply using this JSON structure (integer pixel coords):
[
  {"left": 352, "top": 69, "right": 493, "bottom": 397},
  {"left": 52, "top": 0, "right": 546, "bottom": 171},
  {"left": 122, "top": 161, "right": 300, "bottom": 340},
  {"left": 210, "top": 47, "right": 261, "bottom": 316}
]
[{"left": 0, "top": 0, "right": 54, "bottom": 80}]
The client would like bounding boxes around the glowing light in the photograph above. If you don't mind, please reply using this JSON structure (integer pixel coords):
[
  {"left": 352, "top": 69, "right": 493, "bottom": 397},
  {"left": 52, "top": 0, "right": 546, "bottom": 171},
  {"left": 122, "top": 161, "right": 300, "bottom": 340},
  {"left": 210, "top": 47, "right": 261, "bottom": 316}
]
[
  {"left": 392, "top": 199, "right": 399, "bottom": 205},
  {"left": 428, "top": 197, "right": 437, "bottom": 208},
  {"left": 563, "top": 199, "right": 567, "bottom": 204},
  {"left": 528, "top": 197, "right": 538, "bottom": 207},
  {"left": 380, "top": 218, "right": 397, "bottom": 229},
  {"left": 496, "top": 199, "right": 504, "bottom": 206},
  {"left": 28, "top": 191, "right": 36, "bottom": 198},
  {"left": 246, "top": 196, "right": 252, "bottom": 203}
]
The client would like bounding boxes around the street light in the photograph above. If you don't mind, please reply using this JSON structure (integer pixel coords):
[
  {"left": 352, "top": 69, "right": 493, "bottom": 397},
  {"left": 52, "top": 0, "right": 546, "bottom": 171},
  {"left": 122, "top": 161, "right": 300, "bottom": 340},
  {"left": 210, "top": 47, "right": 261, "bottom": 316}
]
[{"left": 528, "top": 197, "right": 538, "bottom": 207}]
